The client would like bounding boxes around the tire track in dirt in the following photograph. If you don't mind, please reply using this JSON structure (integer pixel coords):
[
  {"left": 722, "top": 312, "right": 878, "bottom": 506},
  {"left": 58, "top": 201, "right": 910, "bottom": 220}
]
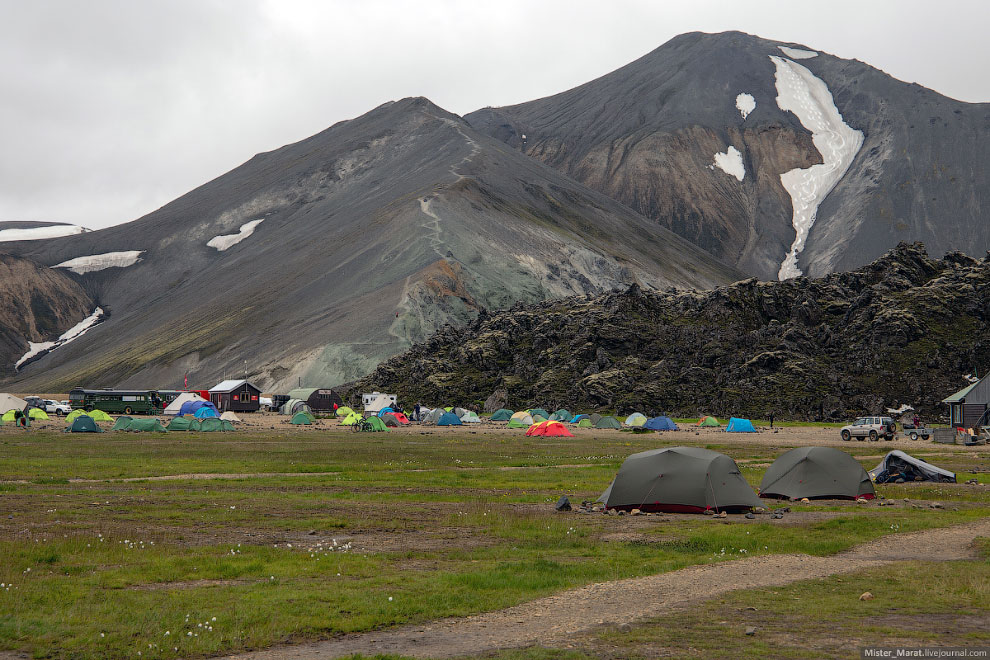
[{"left": 218, "top": 518, "right": 990, "bottom": 660}]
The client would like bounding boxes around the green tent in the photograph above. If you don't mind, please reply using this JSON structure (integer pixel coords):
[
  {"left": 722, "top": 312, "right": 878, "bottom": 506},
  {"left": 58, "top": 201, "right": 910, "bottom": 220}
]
[
  {"left": 760, "top": 447, "right": 875, "bottom": 500},
  {"left": 67, "top": 409, "right": 112, "bottom": 422},
  {"left": 199, "top": 418, "right": 225, "bottom": 432},
  {"left": 111, "top": 416, "right": 134, "bottom": 431},
  {"left": 528, "top": 408, "right": 550, "bottom": 420},
  {"left": 291, "top": 412, "right": 313, "bottom": 425},
  {"left": 549, "top": 409, "right": 571, "bottom": 421},
  {"left": 507, "top": 418, "right": 529, "bottom": 429},
  {"left": 336, "top": 406, "right": 355, "bottom": 417},
  {"left": 362, "top": 416, "right": 388, "bottom": 432},
  {"left": 589, "top": 413, "right": 603, "bottom": 425},
  {"left": 221, "top": 419, "right": 236, "bottom": 431},
  {"left": 28, "top": 408, "right": 49, "bottom": 420},
  {"left": 1, "top": 410, "right": 18, "bottom": 424},
  {"left": 65, "top": 415, "right": 102, "bottom": 433},
  {"left": 490, "top": 408, "right": 513, "bottom": 421},
  {"left": 121, "top": 418, "right": 168, "bottom": 432},
  {"left": 166, "top": 417, "right": 197, "bottom": 431},
  {"left": 532, "top": 415, "right": 548, "bottom": 423},
  {"left": 577, "top": 419, "right": 593, "bottom": 428},
  {"left": 594, "top": 416, "right": 622, "bottom": 429},
  {"left": 698, "top": 416, "right": 720, "bottom": 427}
]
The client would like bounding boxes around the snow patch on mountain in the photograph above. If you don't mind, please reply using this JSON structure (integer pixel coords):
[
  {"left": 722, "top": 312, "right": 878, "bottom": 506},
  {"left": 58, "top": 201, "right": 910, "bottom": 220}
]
[
  {"left": 735, "top": 93, "right": 756, "bottom": 119},
  {"left": 770, "top": 55, "right": 864, "bottom": 280},
  {"left": 779, "top": 46, "right": 818, "bottom": 59},
  {"left": 0, "top": 225, "right": 87, "bottom": 242},
  {"left": 713, "top": 146, "right": 745, "bottom": 182},
  {"left": 15, "top": 307, "right": 104, "bottom": 370},
  {"left": 54, "top": 251, "right": 144, "bottom": 274},
  {"left": 207, "top": 219, "right": 264, "bottom": 251},
  {"left": 886, "top": 403, "right": 914, "bottom": 415}
]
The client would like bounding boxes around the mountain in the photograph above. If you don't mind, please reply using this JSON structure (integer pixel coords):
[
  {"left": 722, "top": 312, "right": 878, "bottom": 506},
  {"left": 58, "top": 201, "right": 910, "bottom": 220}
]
[
  {"left": 347, "top": 243, "right": 990, "bottom": 421},
  {"left": 0, "top": 97, "right": 740, "bottom": 392},
  {"left": 0, "top": 254, "right": 96, "bottom": 374},
  {"left": 465, "top": 31, "right": 990, "bottom": 281}
]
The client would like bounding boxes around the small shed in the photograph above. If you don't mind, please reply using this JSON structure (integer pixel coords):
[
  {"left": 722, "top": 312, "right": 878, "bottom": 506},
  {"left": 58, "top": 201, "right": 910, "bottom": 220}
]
[
  {"left": 209, "top": 380, "right": 261, "bottom": 413},
  {"left": 288, "top": 387, "right": 343, "bottom": 413},
  {"left": 943, "top": 373, "right": 990, "bottom": 429}
]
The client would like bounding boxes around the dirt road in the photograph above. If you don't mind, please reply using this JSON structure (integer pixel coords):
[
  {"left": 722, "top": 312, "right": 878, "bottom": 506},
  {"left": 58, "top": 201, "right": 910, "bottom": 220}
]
[{"left": 219, "top": 518, "right": 990, "bottom": 660}]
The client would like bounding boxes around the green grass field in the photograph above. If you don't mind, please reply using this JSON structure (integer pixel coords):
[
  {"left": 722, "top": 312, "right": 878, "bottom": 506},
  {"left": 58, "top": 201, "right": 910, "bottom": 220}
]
[{"left": 0, "top": 427, "right": 987, "bottom": 659}]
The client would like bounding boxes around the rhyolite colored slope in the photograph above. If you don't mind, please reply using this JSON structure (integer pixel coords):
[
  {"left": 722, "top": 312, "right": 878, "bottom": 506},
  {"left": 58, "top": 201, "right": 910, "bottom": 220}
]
[
  {"left": 0, "top": 98, "right": 740, "bottom": 392},
  {"left": 466, "top": 31, "right": 990, "bottom": 280},
  {"left": 348, "top": 243, "right": 990, "bottom": 421}
]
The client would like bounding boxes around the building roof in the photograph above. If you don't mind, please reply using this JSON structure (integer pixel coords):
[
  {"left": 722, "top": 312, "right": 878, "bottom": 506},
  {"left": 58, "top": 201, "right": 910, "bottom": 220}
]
[
  {"left": 943, "top": 380, "right": 979, "bottom": 403},
  {"left": 209, "top": 379, "right": 260, "bottom": 393}
]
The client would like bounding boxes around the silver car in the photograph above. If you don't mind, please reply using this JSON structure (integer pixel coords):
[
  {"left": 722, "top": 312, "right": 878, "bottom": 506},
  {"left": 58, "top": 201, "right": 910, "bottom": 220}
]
[{"left": 840, "top": 416, "right": 896, "bottom": 441}]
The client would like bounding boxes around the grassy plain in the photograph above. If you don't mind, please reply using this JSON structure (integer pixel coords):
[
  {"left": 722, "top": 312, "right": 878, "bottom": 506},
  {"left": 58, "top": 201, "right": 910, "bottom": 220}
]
[{"left": 0, "top": 424, "right": 987, "bottom": 659}]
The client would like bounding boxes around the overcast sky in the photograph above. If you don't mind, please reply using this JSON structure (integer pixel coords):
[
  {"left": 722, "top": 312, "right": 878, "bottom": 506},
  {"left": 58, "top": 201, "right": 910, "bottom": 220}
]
[{"left": 2, "top": 0, "right": 988, "bottom": 230}]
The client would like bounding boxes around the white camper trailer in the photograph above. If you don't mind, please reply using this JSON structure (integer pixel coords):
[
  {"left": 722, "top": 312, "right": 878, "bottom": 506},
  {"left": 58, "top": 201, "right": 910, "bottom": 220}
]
[{"left": 362, "top": 392, "right": 397, "bottom": 414}]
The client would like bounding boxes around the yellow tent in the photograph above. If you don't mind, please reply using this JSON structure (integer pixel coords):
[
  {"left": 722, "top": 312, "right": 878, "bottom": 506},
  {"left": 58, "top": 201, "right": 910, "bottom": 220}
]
[
  {"left": 1, "top": 410, "right": 16, "bottom": 423},
  {"left": 28, "top": 408, "right": 49, "bottom": 420},
  {"left": 88, "top": 410, "right": 113, "bottom": 422},
  {"left": 624, "top": 412, "right": 647, "bottom": 427},
  {"left": 510, "top": 411, "right": 534, "bottom": 425},
  {"left": 336, "top": 406, "right": 355, "bottom": 417},
  {"left": 340, "top": 412, "right": 362, "bottom": 426}
]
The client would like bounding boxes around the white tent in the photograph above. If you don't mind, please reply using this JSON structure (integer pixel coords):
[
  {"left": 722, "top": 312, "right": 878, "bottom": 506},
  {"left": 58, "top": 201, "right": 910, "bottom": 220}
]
[
  {"left": 0, "top": 393, "right": 28, "bottom": 413},
  {"left": 163, "top": 392, "right": 207, "bottom": 415},
  {"left": 220, "top": 411, "right": 241, "bottom": 422}
]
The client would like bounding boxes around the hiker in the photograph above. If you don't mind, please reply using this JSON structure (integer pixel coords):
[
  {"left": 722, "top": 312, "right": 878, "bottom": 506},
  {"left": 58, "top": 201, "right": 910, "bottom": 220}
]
[
  {"left": 912, "top": 414, "right": 920, "bottom": 428},
  {"left": 414, "top": 402, "right": 421, "bottom": 422},
  {"left": 769, "top": 411, "right": 775, "bottom": 429}
]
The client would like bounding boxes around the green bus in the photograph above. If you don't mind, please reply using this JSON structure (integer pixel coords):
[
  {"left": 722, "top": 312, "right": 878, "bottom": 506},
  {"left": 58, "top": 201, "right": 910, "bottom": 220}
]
[{"left": 68, "top": 388, "right": 164, "bottom": 415}]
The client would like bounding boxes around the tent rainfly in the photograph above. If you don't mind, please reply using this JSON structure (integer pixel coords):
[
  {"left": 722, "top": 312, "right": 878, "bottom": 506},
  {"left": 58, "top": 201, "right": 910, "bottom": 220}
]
[
  {"left": 760, "top": 447, "right": 875, "bottom": 500},
  {"left": 725, "top": 417, "right": 756, "bottom": 432},
  {"left": 869, "top": 450, "right": 957, "bottom": 484}
]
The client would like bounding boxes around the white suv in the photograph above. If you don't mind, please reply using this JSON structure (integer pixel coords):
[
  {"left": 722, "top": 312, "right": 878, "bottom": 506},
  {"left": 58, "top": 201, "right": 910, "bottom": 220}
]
[
  {"left": 840, "top": 416, "right": 896, "bottom": 441},
  {"left": 43, "top": 399, "right": 72, "bottom": 416}
]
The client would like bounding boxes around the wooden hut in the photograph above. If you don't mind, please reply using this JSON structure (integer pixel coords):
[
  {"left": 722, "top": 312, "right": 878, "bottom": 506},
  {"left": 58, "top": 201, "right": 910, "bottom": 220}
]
[
  {"left": 943, "top": 373, "right": 990, "bottom": 429},
  {"left": 209, "top": 380, "right": 261, "bottom": 413}
]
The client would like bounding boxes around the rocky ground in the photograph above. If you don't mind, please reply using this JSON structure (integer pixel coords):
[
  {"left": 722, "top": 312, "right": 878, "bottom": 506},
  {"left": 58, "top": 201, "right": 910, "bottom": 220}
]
[{"left": 347, "top": 243, "right": 990, "bottom": 421}]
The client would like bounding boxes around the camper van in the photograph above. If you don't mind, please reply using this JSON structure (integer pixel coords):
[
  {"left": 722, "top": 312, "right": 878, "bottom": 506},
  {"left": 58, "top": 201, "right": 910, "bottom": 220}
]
[{"left": 362, "top": 392, "right": 397, "bottom": 414}]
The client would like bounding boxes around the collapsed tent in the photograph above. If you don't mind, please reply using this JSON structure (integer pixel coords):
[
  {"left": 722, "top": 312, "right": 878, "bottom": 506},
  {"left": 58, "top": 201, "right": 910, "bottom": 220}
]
[
  {"left": 594, "top": 416, "right": 622, "bottom": 429},
  {"left": 624, "top": 413, "right": 647, "bottom": 427},
  {"left": 510, "top": 411, "right": 534, "bottom": 425},
  {"left": 725, "top": 417, "right": 756, "bottom": 433},
  {"left": 869, "top": 450, "right": 957, "bottom": 484},
  {"left": 490, "top": 409, "right": 513, "bottom": 421},
  {"left": 460, "top": 411, "right": 481, "bottom": 423},
  {"left": 549, "top": 409, "right": 571, "bottom": 422},
  {"left": 598, "top": 446, "right": 762, "bottom": 513},
  {"left": 164, "top": 392, "right": 207, "bottom": 415},
  {"left": 116, "top": 418, "right": 168, "bottom": 432},
  {"left": 528, "top": 409, "right": 550, "bottom": 420},
  {"left": 527, "top": 421, "right": 574, "bottom": 437},
  {"left": 166, "top": 417, "right": 200, "bottom": 431},
  {"left": 698, "top": 416, "right": 720, "bottom": 427},
  {"left": 65, "top": 415, "right": 103, "bottom": 433},
  {"left": 644, "top": 416, "right": 678, "bottom": 431},
  {"left": 760, "top": 447, "right": 875, "bottom": 500},
  {"left": 437, "top": 412, "right": 462, "bottom": 426}
]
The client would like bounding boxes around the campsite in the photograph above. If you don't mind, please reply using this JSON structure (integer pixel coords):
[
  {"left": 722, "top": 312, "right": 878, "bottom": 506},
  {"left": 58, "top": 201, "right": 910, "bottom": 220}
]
[{"left": 0, "top": 408, "right": 988, "bottom": 659}]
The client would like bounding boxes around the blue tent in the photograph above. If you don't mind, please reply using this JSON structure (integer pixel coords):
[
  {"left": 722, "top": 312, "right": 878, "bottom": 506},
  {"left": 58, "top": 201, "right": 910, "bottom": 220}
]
[
  {"left": 377, "top": 406, "right": 395, "bottom": 417},
  {"left": 178, "top": 400, "right": 219, "bottom": 417},
  {"left": 644, "top": 416, "right": 678, "bottom": 431},
  {"left": 726, "top": 417, "right": 756, "bottom": 433},
  {"left": 437, "top": 412, "right": 462, "bottom": 426},
  {"left": 570, "top": 414, "right": 589, "bottom": 424},
  {"left": 193, "top": 404, "right": 220, "bottom": 418}
]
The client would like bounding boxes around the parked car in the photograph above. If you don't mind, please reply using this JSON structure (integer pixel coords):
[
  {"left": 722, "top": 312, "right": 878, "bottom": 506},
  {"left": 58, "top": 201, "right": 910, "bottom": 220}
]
[
  {"left": 43, "top": 399, "right": 72, "bottom": 416},
  {"left": 840, "top": 416, "right": 896, "bottom": 441},
  {"left": 24, "top": 396, "right": 45, "bottom": 410}
]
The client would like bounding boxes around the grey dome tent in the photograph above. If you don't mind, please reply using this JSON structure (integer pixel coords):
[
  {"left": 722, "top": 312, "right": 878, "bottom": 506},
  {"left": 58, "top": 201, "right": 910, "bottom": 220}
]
[
  {"left": 598, "top": 446, "right": 761, "bottom": 513},
  {"left": 869, "top": 450, "right": 956, "bottom": 484},
  {"left": 589, "top": 413, "right": 602, "bottom": 425},
  {"left": 760, "top": 447, "right": 875, "bottom": 500},
  {"left": 424, "top": 408, "right": 445, "bottom": 424}
]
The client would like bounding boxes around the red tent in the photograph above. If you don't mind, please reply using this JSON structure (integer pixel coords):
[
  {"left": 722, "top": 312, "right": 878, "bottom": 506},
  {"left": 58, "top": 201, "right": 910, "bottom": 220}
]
[
  {"left": 390, "top": 412, "right": 410, "bottom": 425},
  {"left": 525, "top": 421, "right": 548, "bottom": 436},
  {"left": 528, "top": 421, "right": 574, "bottom": 437}
]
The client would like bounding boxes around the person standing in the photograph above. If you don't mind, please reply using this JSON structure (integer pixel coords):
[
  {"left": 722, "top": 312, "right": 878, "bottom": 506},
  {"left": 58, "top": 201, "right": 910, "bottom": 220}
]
[
  {"left": 414, "top": 402, "right": 421, "bottom": 422},
  {"left": 769, "top": 411, "right": 775, "bottom": 429}
]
